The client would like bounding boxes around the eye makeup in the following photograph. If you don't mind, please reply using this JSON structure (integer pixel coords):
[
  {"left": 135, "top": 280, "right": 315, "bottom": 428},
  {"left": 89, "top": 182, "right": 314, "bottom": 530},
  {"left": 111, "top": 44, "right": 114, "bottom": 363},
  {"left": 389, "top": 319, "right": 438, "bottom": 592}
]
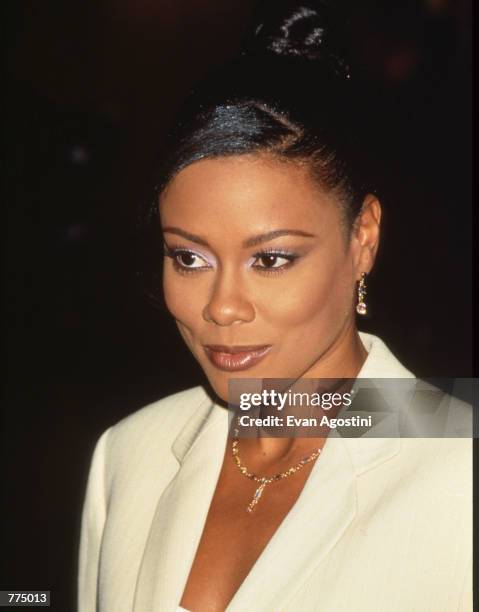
[
  {"left": 164, "top": 242, "right": 302, "bottom": 276},
  {"left": 163, "top": 243, "right": 215, "bottom": 274},
  {"left": 249, "top": 247, "right": 300, "bottom": 275}
]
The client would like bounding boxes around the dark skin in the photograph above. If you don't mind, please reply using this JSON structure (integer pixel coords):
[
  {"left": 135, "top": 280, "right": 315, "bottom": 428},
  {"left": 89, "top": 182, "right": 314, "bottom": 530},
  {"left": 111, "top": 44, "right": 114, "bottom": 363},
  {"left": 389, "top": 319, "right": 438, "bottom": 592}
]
[{"left": 159, "top": 155, "right": 381, "bottom": 611}]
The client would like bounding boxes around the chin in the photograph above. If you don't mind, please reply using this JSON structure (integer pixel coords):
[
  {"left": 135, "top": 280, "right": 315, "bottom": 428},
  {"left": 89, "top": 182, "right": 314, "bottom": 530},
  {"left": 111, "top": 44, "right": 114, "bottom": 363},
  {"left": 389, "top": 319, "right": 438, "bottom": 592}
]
[{"left": 203, "top": 367, "right": 276, "bottom": 408}]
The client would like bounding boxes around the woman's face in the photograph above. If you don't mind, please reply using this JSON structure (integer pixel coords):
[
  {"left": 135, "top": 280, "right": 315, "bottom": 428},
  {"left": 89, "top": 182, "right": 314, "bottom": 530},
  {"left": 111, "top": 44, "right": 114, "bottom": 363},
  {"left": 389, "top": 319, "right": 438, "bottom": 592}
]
[{"left": 160, "top": 155, "right": 373, "bottom": 402}]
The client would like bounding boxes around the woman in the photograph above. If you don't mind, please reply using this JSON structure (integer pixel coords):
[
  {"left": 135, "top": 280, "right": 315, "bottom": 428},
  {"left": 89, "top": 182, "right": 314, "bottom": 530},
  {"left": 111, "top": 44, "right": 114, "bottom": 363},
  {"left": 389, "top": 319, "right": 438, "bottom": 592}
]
[{"left": 78, "top": 2, "right": 472, "bottom": 611}]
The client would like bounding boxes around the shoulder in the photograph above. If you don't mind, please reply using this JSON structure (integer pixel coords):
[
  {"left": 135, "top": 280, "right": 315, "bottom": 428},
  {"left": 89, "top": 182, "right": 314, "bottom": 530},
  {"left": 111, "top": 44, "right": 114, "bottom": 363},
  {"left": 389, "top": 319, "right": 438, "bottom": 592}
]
[
  {"left": 403, "top": 435, "right": 472, "bottom": 477},
  {"left": 357, "top": 332, "right": 415, "bottom": 378},
  {"left": 101, "top": 385, "right": 212, "bottom": 466},
  {"left": 110, "top": 385, "right": 210, "bottom": 436},
  {"left": 388, "top": 437, "right": 473, "bottom": 517}
]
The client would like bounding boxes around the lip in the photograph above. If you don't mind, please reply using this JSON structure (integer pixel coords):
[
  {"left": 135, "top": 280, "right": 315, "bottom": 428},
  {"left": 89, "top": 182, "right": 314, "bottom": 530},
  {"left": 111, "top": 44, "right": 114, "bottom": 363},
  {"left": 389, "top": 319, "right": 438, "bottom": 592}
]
[{"left": 203, "top": 345, "right": 272, "bottom": 372}]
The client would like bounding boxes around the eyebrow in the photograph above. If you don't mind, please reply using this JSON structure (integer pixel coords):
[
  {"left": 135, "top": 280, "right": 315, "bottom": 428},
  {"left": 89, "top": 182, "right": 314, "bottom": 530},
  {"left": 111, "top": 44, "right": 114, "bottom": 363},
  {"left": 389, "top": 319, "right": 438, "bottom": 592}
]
[{"left": 162, "top": 227, "right": 317, "bottom": 248}]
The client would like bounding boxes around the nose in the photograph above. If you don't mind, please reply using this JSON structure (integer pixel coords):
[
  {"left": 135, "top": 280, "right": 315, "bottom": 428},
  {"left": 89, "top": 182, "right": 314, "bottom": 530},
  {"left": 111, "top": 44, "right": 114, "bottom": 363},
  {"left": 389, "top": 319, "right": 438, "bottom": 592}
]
[{"left": 203, "top": 268, "right": 255, "bottom": 326}]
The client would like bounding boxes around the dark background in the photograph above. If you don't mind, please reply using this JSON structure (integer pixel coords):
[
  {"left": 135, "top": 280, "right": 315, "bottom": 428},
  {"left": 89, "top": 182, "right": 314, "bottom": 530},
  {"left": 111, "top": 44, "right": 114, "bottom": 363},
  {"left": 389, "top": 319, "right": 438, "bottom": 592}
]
[{"left": 3, "top": 1, "right": 471, "bottom": 610}]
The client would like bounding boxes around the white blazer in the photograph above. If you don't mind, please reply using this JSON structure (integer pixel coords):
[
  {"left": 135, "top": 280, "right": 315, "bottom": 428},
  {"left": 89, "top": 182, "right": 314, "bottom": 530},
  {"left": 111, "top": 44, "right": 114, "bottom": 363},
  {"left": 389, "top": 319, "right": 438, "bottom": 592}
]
[{"left": 78, "top": 333, "right": 473, "bottom": 611}]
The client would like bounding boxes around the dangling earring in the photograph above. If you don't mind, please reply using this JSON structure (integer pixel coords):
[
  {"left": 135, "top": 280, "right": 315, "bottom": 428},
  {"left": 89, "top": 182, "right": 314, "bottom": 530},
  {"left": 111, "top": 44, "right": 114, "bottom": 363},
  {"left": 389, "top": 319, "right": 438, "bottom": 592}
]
[{"left": 356, "top": 273, "right": 367, "bottom": 315}]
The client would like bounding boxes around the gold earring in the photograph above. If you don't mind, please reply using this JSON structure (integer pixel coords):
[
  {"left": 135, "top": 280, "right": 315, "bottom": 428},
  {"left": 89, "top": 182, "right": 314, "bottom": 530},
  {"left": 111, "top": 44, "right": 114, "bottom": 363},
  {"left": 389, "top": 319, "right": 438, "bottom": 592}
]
[{"left": 356, "top": 273, "right": 367, "bottom": 315}]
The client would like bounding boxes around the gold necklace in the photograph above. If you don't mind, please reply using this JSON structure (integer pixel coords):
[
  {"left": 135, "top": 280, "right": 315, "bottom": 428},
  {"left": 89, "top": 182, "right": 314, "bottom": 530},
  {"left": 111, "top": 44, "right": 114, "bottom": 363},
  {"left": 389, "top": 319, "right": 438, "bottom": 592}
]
[{"left": 231, "top": 437, "right": 322, "bottom": 513}]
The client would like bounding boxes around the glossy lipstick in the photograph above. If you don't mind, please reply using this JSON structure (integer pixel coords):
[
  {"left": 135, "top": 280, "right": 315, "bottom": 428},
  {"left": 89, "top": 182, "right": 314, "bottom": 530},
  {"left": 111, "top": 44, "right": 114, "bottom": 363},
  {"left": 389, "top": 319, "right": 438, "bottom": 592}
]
[{"left": 203, "top": 345, "right": 272, "bottom": 372}]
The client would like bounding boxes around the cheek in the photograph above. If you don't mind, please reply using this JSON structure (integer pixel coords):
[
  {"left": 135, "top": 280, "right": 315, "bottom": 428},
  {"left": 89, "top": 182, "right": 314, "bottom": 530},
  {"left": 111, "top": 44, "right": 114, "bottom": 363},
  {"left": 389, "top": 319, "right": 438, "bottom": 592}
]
[
  {"left": 162, "top": 268, "right": 203, "bottom": 327},
  {"left": 259, "top": 257, "right": 353, "bottom": 330}
]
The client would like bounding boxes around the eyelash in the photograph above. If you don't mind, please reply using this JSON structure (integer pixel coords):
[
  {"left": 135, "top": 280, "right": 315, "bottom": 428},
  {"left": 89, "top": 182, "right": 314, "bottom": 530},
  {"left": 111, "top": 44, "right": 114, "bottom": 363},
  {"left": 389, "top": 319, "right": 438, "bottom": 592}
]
[
  {"left": 163, "top": 244, "right": 210, "bottom": 275},
  {"left": 251, "top": 248, "right": 299, "bottom": 275},
  {"left": 163, "top": 244, "right": 299, "bottom": 276}
]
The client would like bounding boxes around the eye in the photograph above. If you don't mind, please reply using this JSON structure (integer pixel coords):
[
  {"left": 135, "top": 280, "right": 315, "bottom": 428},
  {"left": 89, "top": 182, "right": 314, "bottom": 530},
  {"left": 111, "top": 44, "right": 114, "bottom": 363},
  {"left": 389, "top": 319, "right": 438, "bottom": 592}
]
[
  {"left": 176, "top": 251, "right": 206, "bottom": 268},
  {"left": 163, "top": 245, "right": 211, "bottom": 272},
  {"left": 251, "top": 250, "right": 298, "bottom": 272}
]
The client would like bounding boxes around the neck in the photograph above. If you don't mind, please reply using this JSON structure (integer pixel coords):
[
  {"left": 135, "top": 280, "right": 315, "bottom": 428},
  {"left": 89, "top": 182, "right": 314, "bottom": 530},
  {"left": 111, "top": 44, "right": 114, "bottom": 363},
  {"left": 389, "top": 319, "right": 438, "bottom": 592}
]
[{"left": 303, "top": 324, "right": 368, "bottom": 379}]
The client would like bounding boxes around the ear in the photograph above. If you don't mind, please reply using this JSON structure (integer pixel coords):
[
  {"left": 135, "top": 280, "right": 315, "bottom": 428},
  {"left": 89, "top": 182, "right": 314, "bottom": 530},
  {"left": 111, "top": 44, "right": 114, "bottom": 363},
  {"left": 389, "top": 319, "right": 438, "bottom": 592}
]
[{"left": 351, "top": 194, "right": 381, "bottom": 279}]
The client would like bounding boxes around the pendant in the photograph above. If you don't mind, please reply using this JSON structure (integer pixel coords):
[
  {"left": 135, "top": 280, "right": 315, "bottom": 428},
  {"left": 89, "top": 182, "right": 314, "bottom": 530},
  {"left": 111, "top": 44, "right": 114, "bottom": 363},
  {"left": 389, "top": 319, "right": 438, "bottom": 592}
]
[{"left": 247, "top": 479, "right": 267, "bottom": 513}]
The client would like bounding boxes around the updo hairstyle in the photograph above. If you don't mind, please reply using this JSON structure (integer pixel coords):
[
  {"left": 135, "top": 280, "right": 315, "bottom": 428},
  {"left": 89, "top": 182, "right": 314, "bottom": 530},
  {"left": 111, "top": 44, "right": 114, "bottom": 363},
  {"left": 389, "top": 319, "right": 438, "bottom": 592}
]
[{"left": 140, "top": 1, "right": 375, "bottom": 297}]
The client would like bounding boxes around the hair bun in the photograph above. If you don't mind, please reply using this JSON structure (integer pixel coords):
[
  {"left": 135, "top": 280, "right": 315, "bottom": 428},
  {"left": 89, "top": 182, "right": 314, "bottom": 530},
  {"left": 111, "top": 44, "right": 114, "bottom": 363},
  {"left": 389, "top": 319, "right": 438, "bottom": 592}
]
[{"left": 248, "top": 0, "right": 350, "bottom": 78}]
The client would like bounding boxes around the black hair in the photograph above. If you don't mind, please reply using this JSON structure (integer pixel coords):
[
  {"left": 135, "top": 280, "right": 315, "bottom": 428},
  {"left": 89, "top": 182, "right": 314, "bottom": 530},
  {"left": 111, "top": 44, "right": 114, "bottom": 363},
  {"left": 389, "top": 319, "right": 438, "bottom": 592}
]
[
  {"left": 150, "top": 1, "right": 372, "bottom": 230},
  {"left": 140, "top": 1, "right": 373, "bottom": 297}
]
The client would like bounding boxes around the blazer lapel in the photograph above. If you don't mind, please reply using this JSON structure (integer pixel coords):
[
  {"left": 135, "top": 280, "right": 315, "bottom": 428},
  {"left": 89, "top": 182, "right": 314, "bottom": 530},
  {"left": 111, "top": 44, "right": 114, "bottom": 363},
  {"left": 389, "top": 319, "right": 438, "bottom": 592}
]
[
  {"left": 227, "top": 431, "right": 357, "bottom": 611},
  {"left": 227, "top": 433, "right": 401, "bottom": 611},
  {"left": 133, "top": 398, "right": 229, "bottom": 612},
  {"left": 227, "top": 334, "right": 409, "bottom": 610},
  {"left": 131, "top": 398, "right": 359, "bottom": 612}
]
